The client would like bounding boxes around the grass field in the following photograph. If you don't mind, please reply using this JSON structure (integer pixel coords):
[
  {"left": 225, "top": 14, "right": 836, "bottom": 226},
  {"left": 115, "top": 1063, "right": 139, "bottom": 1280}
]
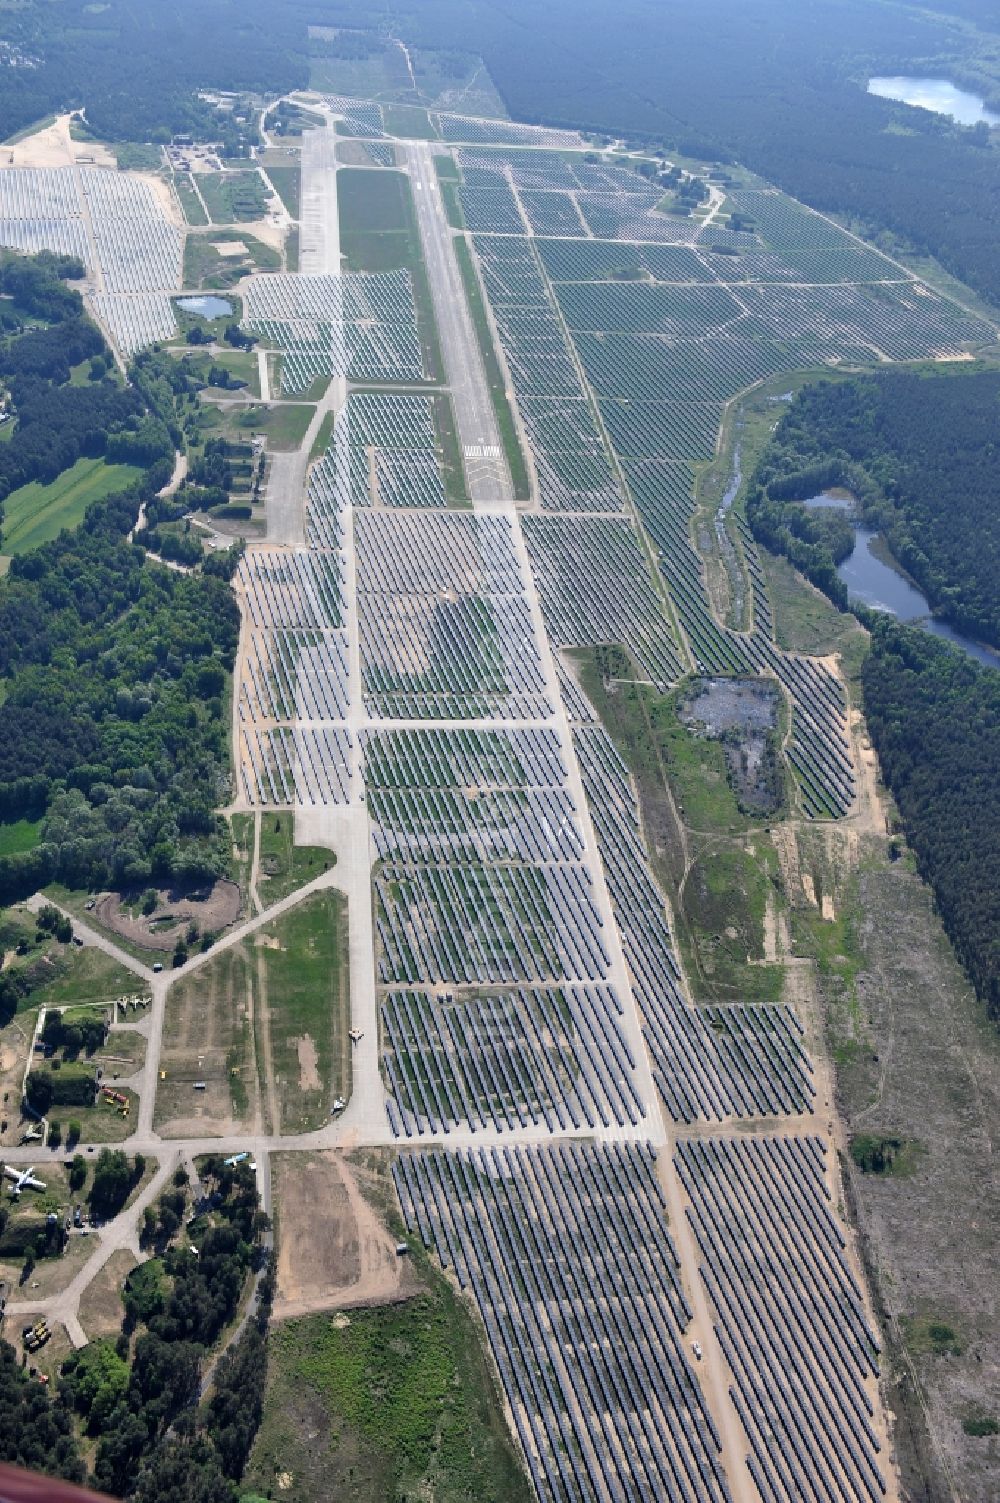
[
  {"left": 1, "top": 458, "right": 142, "bottom": 555},
  {"left": 383, "top": 103, "right": 439, "bottom": 140},
  {"left": 247, "top": 1262, "right": 529, "bottom": 1503},
  {"left": 182, "top": 229, "right": 280, "bottom": 289},
  {"left": 432, "top": 392, "right": 470, "bottom": 504},
  {"left": 113, "top": 142, "right": 163, "bottom": 172},
  {"left": 227, "top": 403, "right": 315, "bottom": 450},
  {"left": 257, "top": 812, "right": 336, "bottom": 909},
  {"left": 264, "top": 163, "right": 301, "bottom": 219},
  {"left": 25, "top": 945, "right": 139, "bottom": 1011},
  {"left": 453, "top": 239, "right": 531, "bottom": 500},
  {"left": 174, "top": 174, "right": 208, "bottom": 226},
  {"left": 0, "top": 818, "right": 40, "bottom": 855},
  {"left": 337, "top": 168, "right": 443, "bottom": 383},
  {"left": 155, "top": 943, "right": 256, "bottom": 1135},
  {"left": 257, "top": 888, "right": 349, "bottom": 1133},
  {"left": 308, "top": 411, "right": 335, "bottom": 462},
  {"left": 198, "top": 170, "right": 270, "bottom": 224}
]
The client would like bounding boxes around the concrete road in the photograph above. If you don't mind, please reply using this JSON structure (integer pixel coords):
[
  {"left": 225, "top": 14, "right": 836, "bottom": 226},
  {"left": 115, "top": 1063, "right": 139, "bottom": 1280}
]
[
  {"left": 300, "top": 126, "right": 342, "bottom": 276},
  {"left": 405, "top": 141, "right": 511, "bottom": 504}
]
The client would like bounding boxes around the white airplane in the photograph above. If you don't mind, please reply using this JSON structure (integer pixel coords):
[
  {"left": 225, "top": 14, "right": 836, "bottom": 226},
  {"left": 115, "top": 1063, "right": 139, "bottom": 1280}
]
[{"left": 4, "top": 1165, "right": 45, "bottom": 1198}]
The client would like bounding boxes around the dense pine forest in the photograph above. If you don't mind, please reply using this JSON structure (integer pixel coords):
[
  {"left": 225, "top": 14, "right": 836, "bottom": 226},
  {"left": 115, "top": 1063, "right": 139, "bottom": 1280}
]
[
  {"left": 1, "top": 2, "right": 1000, "bottom": 307},
  {"left": 863, "top": 619, "right": 1000, "bottom": 1021}
]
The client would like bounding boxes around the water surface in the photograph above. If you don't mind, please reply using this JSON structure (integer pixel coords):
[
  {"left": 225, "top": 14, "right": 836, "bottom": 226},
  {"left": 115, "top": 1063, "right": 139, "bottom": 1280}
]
[
  {"left": 176, "top": 294, "right": 234, "bottom": 320},
  {"left": 868, "top": 76, "right": 1000, "bottom": 127},
  {"left": 838, "top": 527, "right": 1000, "bottom": 668}
]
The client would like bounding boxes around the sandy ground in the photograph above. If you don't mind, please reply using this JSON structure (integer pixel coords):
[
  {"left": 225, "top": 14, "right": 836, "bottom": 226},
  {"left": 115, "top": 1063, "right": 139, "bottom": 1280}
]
[
  {"left": 272, "top": 1151, "right": 420, "bottom": 1320},
  {"left": 4, "top": 114, "right": 114, "bottom": 170},
  {"left": 77, "top": 1247, "right": 136, "bottom": 1340}
]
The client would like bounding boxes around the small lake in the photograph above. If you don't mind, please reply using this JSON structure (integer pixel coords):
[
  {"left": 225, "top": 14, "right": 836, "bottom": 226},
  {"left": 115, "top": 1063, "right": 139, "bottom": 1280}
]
[
  {"left": 801, "top": 487, "right": 854, "bottom": 512},
  {"left": 868, "top": 76, "right": 1000, "bottom": 127},
  {"left": 176, "top": 295, "right": 233, "bottom": 320},
  {"left": 838, "top": 527, "right": 1000, "bottom": 668}
]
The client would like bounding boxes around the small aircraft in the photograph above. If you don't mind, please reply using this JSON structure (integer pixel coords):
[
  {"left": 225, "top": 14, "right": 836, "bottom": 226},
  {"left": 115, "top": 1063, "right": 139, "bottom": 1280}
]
[
  {"left": 223, "top": 1152, "right": 249, "bottom": 1168},
  {"left": 3, "top": 1165, "right": 46, "bottom": 1199},
  {"left": 349, "top": 1028, "right": 364, "bottom": 1044}
]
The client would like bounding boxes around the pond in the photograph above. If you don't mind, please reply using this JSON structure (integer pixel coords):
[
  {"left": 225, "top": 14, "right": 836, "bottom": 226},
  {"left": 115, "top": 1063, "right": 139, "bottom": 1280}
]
[
  {"left": 837, "top": 527, "right": 1000, "bottom": 668},
  {"left": 801, "top": 487, "right": 854, "bottom": 512},
  {"left": 868, "top": 76, "right": 1000, "bottom": 127},
  {"left": 176, "top": 294, "right": 234, "bottom": 320}
]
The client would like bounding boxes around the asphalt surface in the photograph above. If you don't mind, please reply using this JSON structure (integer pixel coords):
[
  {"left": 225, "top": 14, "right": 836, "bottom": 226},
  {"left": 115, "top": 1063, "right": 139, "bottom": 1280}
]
[{"left": 405, "top": 141, "right": 511, "bottom": 503}]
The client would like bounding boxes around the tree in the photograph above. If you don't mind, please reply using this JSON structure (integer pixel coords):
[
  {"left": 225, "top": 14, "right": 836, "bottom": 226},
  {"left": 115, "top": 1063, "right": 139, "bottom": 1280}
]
[
  {"left": 69, "top": 1153, "right": 87, "bottom": 1190},
  {"left": 89, "top": 1148, "right": 135, "bottom": 1220},
  {"left": 0, "top": 1338, "right": 84, "bottom": 1482}
]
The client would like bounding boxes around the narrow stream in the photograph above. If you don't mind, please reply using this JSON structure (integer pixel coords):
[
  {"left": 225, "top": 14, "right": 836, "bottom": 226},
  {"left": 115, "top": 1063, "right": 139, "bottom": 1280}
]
[{"left": 715, "top": 435, "right": 746, "bottom": 627}]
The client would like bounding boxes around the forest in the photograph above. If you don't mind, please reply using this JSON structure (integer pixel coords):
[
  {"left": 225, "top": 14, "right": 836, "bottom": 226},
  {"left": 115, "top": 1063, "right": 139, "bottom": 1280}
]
[
  {"left": 0, "top": 254, "right": 239, "bottom": 904},
  {"left": 0, "top": 253, "right": 170, "bottom": 515},
  {"left": 0, "top": 1158, "right": 272, "bottom": 1503},
  {"left": 747, "top": 368, "right": 1000, "bottom": 646},
  {"left": 2, "top": 2, "right": 999, "bottom": 304},
  {"left": 863, "top": 618, "right": 1000, "bottom": 1021},
  {"left": 748, "top": 368, "right": 1000, "bottom": 1025},
  {"left": 0, "top": 500, "right": 240, "bottom": 901}
]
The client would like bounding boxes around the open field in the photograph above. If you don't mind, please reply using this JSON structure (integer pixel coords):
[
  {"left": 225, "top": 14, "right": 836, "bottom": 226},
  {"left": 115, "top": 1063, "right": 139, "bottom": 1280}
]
[
  {"left": 155, "top": 942, "right": 257, "bottom": 1138},
  {"left": 1, "top": 458, "right": 142, "bottom": 554},
  {"left": 271, "top": 1151, "right": 420, "bottom": 1320},
  {"left": 257, "top": 813, "right": 336, "bottom": 909},
  {"left": 174, "top": 174, "right": 208, "bottom": 225},
  {"left": 182, "top": 228, "right": 280, "bottom": 289},
  {"left": 0, "top": 909, "right": 138, "bottom": 1013},
  {"left": 801, "top": 822, "right": 1000, "bottom": 1503},
  {"left": 259, "top": 151, "right": 300, "bottom": 218},
  {"left": 0, "top": 818, "right": 41, "bottom": 855},
  {"left": 197, "top": 170, "right": 270, "bottom": 224},
  {"left": 221, "top": 402, "right": 315, "bottom": 451},
  {"left": 254, "top": 889, "right": 349, "bottom": 1135},
  {"left": 248, "top": 1239, "right": 528, "bottom": 1503},
  {"left": 78, "top": 1247, "right": 136, "bottom": 1340},
  {"left": 0, "top": 1011, "right": 35, "bottom": 1147}
]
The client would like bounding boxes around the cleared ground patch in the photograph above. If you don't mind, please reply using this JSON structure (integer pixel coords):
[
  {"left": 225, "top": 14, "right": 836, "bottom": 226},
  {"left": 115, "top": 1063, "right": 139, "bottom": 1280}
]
[
  {"left": 1, "top": 457, "right": 142, "bottom": 554},
  {"left": 155, "top": 942, "right": 258, "bottom": 1138},
  {"left": 77, "top": 1247, "right": 135, "bottom": 1339},
  {"left": 272, "top": 1151, "right": 420, "bottom": 1320}
]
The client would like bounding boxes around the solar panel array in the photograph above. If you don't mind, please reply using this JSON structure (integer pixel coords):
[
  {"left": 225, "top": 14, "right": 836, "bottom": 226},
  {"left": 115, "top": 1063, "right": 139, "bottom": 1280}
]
[
  {"left": 394, "top": 1144, "right": 732, "bottom": 1503},
  {"left": 0, "top": 164, "right": 182, "bottom": 355},
  {"left": 242, "top": 271, "right": 425, "bottom": 392}
]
